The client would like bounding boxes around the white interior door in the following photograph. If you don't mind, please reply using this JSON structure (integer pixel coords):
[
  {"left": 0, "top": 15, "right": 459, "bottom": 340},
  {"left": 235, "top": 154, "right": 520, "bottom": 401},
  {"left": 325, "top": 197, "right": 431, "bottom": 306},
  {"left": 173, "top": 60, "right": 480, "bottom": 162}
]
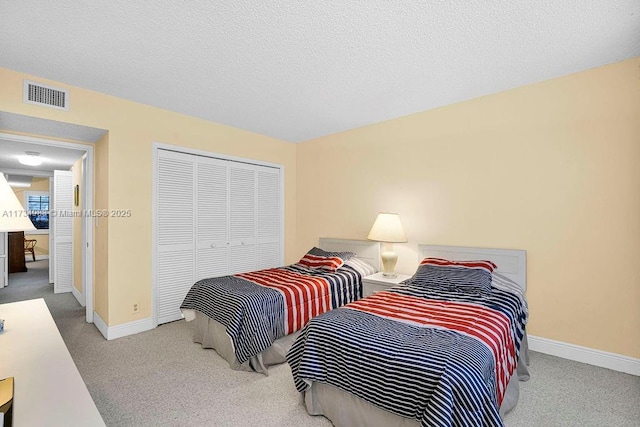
[
  {"left": 156, "top": 150, "right": 195, "bottom": 324},
  {"left": 195, "top": 157, "right": 228, "bottom": 281},
  {"left": 228, "top": 163, "right": 256, "bottom": 275},
  {"left": 53, "top": 170, "right": 73, "bottom": 294},
  {"left": 0, "top": 232, "right": 7, "bottom": 288},
  {"left": 153, "top": 145, "right": 285, "bottom": 326},
  {"left": 256, "top": 166, "right": 282, "bottom": 270}
]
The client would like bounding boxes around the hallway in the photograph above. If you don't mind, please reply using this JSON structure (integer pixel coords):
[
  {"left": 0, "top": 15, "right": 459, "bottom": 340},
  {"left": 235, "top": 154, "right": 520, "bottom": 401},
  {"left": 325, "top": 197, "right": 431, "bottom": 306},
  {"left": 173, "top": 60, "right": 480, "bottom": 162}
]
[
  {"left": 1, "top": 259, "right": 50, "bottom": 303},
  {"left": 0, "top": 259, "right": 86, "bottom": 337}
]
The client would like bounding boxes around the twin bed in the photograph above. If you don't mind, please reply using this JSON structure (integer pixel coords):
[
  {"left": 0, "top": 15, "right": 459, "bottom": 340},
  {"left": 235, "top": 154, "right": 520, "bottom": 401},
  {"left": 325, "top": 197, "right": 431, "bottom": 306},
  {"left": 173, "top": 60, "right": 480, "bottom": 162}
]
[
  {"left": 289, "top": 244, "right": 529, "bottom": 427},
  {"left": 180, "top": 238, "right": 381, "bottom": 373},
  {"left": 179, "top": 239, "right": 529, "bottom": 426}
]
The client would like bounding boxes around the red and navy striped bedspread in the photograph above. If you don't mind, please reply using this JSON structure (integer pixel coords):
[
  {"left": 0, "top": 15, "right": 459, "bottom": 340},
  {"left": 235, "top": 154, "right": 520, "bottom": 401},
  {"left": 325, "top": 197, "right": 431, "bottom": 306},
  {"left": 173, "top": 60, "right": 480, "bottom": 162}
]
[
  {"left": 180, "top": 265, "right": 362, "bottom": 364},
  {"left": 287, "top": 280, "right": 527, "bottom": 426}
]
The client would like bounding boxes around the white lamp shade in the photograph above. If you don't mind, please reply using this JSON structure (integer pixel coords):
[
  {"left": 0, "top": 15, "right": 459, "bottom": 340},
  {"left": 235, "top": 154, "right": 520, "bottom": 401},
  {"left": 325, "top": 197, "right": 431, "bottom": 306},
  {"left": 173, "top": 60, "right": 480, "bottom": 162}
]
[
  {"left": 367, "top": 212, "right": 407, "bottom": 243},
  {"left": 0, "top": 173, "right": 36, "bottom": 232}
]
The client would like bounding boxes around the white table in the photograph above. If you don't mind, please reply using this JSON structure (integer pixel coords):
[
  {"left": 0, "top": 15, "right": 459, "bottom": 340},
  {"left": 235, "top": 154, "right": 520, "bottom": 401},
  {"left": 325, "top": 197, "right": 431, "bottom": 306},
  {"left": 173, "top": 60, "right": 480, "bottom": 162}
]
[{"left": 0, "top": 298, "right": 105, "bottom": 426}]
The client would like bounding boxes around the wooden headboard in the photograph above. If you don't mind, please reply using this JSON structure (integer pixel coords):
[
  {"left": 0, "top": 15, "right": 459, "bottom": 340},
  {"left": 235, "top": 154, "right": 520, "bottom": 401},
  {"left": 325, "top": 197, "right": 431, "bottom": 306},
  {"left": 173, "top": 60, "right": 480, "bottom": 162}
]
[
  {"left": 418, "top": 244, "right": 527, "bottom": 292},
  {"left": 319, "top": 238, "right": 380, "bottom": 271}
]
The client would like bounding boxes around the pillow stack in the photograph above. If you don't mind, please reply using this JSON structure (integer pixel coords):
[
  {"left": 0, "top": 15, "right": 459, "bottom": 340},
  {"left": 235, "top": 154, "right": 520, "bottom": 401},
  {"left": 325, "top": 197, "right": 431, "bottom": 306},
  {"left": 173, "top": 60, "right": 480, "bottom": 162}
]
[
  {"left": 412, "top": 257, "right": 497, "bottom": 292},
  {"left": 295, "top": 247, "right": 356, "bottom": 272}
]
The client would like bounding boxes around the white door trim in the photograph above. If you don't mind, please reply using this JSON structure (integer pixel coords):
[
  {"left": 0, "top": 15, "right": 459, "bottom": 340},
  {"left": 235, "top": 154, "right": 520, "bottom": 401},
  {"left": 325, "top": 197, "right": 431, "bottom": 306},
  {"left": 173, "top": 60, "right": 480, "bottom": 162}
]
[
  {"left": 48, "top": 177, "right": 54, "bottom": 284},
  {"left": 81, "top": 153, "right": 91, "bottom": 310},
  {"left": 0, "top": 232, "right": 7, "bottom": 288},
  {"left": 0, "top": 132, "right": 95, "bottom": 323}
]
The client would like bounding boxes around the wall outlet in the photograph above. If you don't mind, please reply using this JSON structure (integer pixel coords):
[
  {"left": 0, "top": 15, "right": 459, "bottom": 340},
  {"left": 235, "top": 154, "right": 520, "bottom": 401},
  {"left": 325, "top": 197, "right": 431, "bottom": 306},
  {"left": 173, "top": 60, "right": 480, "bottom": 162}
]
[{"left": 132, "top": 303, "right": 139, "bottom": 314}]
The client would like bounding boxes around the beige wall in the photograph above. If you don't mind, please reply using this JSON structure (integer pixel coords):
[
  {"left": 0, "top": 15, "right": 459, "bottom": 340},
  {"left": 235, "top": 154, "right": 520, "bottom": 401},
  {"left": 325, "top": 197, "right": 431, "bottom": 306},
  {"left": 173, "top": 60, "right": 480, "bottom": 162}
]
[
  {"left": 12, "top": 177, "right": 50, "bottom": 257},
  {"left": 0, "top": 66, "right": 297, "bottom": 326},
  {"left": 296, "top": 58, "right": 640, "bottom": 359}
]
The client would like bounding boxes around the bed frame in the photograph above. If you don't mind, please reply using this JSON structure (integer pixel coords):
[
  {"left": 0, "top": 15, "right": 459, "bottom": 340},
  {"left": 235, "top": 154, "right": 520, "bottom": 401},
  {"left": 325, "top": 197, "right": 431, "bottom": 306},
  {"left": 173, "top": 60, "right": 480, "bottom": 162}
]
[
  {"left": 303, "top": 244, "right": 529, "bottom": 427},
  {"left": 320, "top": 237, "right": 381, "bottom": 271}
]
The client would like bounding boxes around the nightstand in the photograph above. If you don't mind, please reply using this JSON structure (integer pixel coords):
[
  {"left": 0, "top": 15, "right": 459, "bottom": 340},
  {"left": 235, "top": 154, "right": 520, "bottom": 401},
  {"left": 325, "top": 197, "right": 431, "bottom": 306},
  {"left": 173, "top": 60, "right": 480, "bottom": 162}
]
[{"left": 362, "top": 272, "right": 412, "bottom": 297}]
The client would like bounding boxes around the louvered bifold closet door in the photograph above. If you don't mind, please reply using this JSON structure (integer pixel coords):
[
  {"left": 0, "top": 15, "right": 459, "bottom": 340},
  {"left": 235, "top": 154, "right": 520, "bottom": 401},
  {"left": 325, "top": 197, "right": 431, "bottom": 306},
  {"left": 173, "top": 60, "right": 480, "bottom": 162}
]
[
  {"left": 195, "top": 157, "right": 229, "bottom": 281},
  {"left": 228, "top": 163, "right": 256, "bottom": 275},
  {"left": 256, "top": 165, "right": 281, "bottom": 269},
  {"left": 53, "top": 170, "right": 74, "bottom": 294},
  {"left": 156, "top": 150, "right": 195, "bottom": 324}
]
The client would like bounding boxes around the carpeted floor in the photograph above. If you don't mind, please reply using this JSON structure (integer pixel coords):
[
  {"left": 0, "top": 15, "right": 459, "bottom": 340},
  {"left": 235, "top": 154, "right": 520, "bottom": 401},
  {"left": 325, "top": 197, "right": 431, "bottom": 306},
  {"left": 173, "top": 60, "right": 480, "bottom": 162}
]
[{"left": 2, "top": 261, "right": 639, "bottom": 426}]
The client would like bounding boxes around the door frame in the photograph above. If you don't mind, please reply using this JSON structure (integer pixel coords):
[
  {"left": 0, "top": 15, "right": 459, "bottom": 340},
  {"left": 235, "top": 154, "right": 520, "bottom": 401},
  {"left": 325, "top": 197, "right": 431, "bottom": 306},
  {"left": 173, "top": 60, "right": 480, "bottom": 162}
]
[
  {"left": 0, "top": 232, "right": 7, "bottom": 288},
  {"left": 0, "top": 132, "right": 95, "bottom": 323}
]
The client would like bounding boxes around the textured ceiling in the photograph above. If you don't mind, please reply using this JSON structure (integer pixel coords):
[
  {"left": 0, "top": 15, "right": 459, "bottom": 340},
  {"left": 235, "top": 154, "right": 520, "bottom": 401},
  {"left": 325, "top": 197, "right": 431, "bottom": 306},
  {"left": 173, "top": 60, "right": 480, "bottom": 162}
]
[{"left": 0, "top": 1, "right": 638, "bottom": 142}]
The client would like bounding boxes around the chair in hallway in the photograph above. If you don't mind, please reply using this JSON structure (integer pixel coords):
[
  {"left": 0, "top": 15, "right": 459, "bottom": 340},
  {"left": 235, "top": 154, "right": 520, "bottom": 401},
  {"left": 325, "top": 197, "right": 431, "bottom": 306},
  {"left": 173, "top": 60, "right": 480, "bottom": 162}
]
[{"left": 24, "top": 238, "right": 37, "bottom": 262}]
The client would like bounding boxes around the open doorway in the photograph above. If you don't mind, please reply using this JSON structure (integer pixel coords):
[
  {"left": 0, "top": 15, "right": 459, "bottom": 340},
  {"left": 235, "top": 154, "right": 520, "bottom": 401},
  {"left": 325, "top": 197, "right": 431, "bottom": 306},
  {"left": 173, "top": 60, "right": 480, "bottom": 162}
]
[{"left": 0, "top": 131, "right": 96, "bottom": 323}]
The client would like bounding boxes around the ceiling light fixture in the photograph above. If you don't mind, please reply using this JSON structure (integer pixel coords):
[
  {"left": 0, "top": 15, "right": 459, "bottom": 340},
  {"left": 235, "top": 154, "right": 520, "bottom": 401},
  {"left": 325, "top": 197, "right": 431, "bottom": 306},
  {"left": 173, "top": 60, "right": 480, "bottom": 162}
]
[{"left": 18, "top": 151, "right": 43, "bottom": 167}]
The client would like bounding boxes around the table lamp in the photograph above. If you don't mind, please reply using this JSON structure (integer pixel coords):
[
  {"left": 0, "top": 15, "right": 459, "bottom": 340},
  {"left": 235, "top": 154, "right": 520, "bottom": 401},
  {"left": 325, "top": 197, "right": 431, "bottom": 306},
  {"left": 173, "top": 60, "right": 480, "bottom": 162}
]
[
  {"left": 0, "top": 173, "right": 36, "bottom": 232},
  {"left": 0, "top": 172, "right": 32, "bottom": 426},
  {"left": 367, "top": 212, "right": 407, "bottom": 278}
]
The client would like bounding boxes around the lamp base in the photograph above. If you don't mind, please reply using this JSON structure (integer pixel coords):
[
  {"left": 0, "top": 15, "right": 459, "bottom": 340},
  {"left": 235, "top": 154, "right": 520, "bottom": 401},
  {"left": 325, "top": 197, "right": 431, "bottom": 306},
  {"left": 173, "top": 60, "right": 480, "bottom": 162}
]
[
  {"left": 380, "top": 250, "right": 398, "bottom": 278},
  {"left": 0, "top": 376, "right": 14, "bottom": 427}
]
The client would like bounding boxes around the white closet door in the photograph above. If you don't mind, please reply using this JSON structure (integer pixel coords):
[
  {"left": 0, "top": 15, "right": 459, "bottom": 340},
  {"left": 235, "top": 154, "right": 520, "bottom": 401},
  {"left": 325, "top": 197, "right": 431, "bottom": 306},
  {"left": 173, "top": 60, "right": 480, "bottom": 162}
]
[
  {"left": 195, "top": 157, "right": 229, "bottom": 281},
  {"left": 53, "top": 170, "right": 74, "bottom": 294},
  {"left": 154, "top": 146, "right": 284, "bottom": 326},
  {"left": 256, "top": 166, "right": 282, "bottom": 269},
  {"left": 228, "top": 163, "right": 256, "bottom": 274},
  {"left": 156, "top": 150, "right": 195, "bottom": 324}
]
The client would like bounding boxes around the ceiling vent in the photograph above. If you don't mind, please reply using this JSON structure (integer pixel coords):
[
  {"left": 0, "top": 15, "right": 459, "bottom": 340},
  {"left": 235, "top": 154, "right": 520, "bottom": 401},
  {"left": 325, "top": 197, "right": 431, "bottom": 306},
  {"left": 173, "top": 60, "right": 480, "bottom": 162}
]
[{"left": 23, "top": 80, "right": 69, "bottom": 111}]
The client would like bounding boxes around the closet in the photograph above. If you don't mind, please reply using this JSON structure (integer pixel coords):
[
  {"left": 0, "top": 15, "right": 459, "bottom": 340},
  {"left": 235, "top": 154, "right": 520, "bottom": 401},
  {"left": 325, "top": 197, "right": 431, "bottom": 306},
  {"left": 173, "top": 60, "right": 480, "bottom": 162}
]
[{"left": 155, "top": 148, "right": 283, "bottom": 325}]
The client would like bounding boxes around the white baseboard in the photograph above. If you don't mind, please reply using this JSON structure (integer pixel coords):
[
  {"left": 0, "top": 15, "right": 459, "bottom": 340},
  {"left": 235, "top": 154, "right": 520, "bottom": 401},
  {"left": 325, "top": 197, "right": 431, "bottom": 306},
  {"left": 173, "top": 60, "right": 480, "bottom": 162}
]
[
  {"left": 26, "top": 255, "right": 49, "bottom": 261},
  {"left": 108, "top": 317, "right": 154, "bottom": 340},
  {"left": 528, "top": 335, "right": 640, "bottom": 376},
  {"left": 93, "top": 311, "right": 108, "bottom": 340},
  {"left": 71, "top": 285, "right": 85, "bottom": 307},
  {"left": 92, "top": 311, "right": 154, "bottom": 341}
]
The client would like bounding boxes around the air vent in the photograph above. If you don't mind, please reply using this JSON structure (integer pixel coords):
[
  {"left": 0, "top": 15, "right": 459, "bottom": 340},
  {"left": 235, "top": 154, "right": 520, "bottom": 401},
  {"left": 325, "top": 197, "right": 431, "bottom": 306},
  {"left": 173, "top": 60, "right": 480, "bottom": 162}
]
[{"left": 23, "top": 80, "right": 69, "bottom": 111}]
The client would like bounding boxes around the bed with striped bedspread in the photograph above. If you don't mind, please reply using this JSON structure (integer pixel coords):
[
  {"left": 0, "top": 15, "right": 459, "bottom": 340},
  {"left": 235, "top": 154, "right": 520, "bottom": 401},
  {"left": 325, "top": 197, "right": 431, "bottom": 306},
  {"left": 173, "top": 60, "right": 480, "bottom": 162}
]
[
  {"left": 287, "top": 278, "right": 527, "bottom": 426},
  {"left": 180, "top": 264, "right": 362, "bottom": 365}
]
